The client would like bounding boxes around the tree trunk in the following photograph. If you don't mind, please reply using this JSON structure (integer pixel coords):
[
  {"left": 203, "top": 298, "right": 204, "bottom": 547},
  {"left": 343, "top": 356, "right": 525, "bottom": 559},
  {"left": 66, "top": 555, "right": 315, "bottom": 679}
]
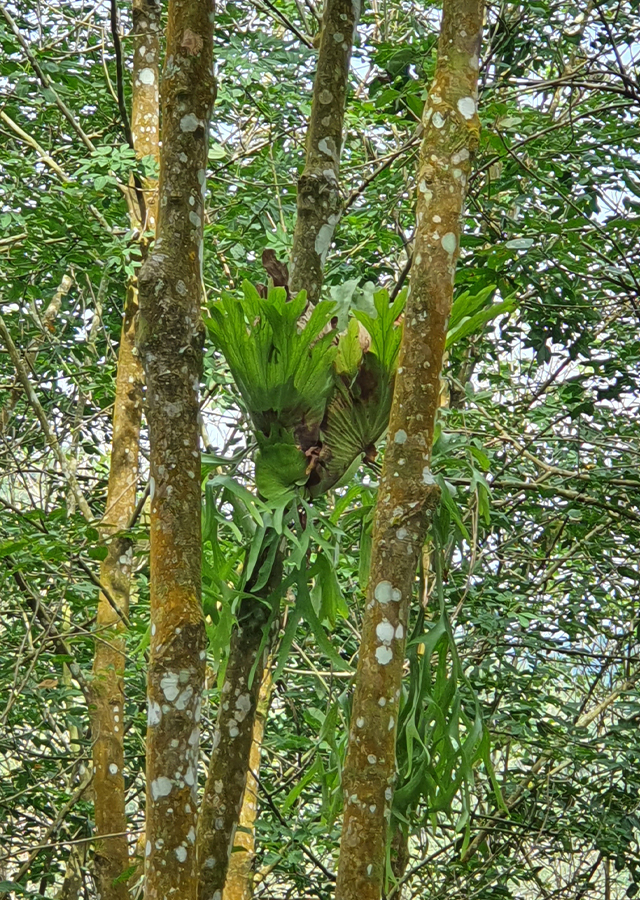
[
  {"left": 288, "top": 0, "right": 360, "bottom": 305},
  {"left": 197, "top": 561, "right": 281, "bottom": 900},
  {"left": 137, "top": 0, "right": 215, "bottom": 896},
  {"left": 334, "top": 2, "right": 484, "bottom": 897},
  {"left": 198, "top": 3, "right": 359, "bottom": 894},
  {"left": 90, "top": 3, "right": 160, "bottom": 897},
  {"left": 221, "top": 673, "right": 272, "bottom": 900}
]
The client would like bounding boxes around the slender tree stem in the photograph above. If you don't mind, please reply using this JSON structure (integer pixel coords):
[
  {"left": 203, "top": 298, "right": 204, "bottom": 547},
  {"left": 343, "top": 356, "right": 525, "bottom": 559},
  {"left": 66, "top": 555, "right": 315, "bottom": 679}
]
[
  {"left": 90, "top": 3, "right": 160, "bottom": 897},
  {"left": 137, "top": 0, "right": 215, "bottom": 894},
  {"left": 335, "top": 2, "right": 484, "bottom": 896}
]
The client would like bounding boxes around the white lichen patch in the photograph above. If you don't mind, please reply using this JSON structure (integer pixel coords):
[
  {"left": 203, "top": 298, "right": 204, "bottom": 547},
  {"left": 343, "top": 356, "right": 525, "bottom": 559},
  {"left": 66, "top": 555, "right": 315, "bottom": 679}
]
[
  {"left": 314, "top": 213, "right": 339, "bottom": 264},
  {"left": 356, "top": 717, "right": 365, "bottom": 728},
  {"left": 451, "top": 147, "right": 470, "bottom": 165},
  {"left": 457, "top": 97, "right": 476, "bottom": 119},
  {"left": 175, "top": 845, "right": 187, "bottom": 863},
  {"left": 148, "top": 700, "right": 162, "bottom": 726},
  {"left": 378, "top": 697, "right": 387, "bottom": 707},
  {"left": 432, "top": 111, "right": 445, "bottom": 129},
  {"left": 318, "top": 136, "right": 338, "bottom": 160},
  {"left": 151, "top": 776, "right": 173, "bottom": 800},
  {"left": 376, "top": 645, "right": 393, "bottom": 665},
  {"left": 319, "top": 89, "right": 333, "bottom": 104},
  {"left": 395, "top": 624, "right": 404, "bottom": 640},
  {"left": 189, "top": 211, "right": 201, "bottom": 228},
  {"left": 138, "top": 67, "right": 155, "bottom": 85},
  {"left": 175, "top": 685, "right": 194, "bottom": 710},
  {"left": 368, "top": 754, "right": 377, "bottom": 765},
  {"left": 396, "top": 527, "right": 408, "bottom": 541},
  {"left": 180, "top": 113, "right": 200, "bottom": 132},
  {"left": 441, "top": 232, "right": 457, "bottom": 254},
  {"left": 333, "top": 31, "right": 344, "bottom": 41},
  {"left": 388, "top": 716, "right": 395, "bottom": 730},
  {"left": 376, "top": 620, "right": 395, "bottom": 645},
  {"left": 422, "top": 466, "right": 435, "bottom": 484},
  {"left": 146, "top": 840, "right": 152, "bottom": 857},
  {"left": 374, "top": 580, "right": 393, "bottom": 604},
  {"left": 165, "top": 401, "right": 183, "bottom": 419},
  {"left": 109, "top": 763, "right": 118, "bottom": 775},
  {"left": 394, "top": 429, "right": 407, "bottom": 444},
  {"left": 235, "top": 693, "right": 252, "bottom": 721},
  {"left": 161, "top": 672, "right": 180, "bottom": 702}
]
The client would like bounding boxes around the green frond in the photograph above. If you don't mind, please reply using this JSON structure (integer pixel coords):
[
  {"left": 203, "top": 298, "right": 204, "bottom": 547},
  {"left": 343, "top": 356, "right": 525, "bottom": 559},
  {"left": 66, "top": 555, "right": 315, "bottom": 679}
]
[
  {"left": 353, "top": 287, "right": 406, "bottom": 374},
  {"left": 205, "top": 284, "right": 337, "bottom": 435}
]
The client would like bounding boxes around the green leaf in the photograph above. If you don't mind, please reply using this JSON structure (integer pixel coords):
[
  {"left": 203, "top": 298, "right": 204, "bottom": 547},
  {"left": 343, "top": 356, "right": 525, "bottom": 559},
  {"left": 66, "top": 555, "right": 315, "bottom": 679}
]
[
  {"left": 310, "top": 553, "right": 348, "bottom": 628},
  {"left": 334, "top": 317, "right": 363, "bottom": 378},
  {"left": 207, "top": 475, "right": 265, "bottom": 527},
  {"left": 255, "top": 435, "right": 308, "bottom": 501},
  {"left": 208, "top": 142, "right": 226, "bottom": 159},
  {"left": 447, "top": 297, "right": 515, "bottom": 349}
]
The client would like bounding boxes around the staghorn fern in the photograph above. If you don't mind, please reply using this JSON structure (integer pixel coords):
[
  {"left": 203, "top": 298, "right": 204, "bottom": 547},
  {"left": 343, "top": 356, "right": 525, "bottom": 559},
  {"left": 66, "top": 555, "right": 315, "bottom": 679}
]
[
  {"left": 206, "top": 279, "right": 509, "bottom": 501},
  {"left": 205, "top": 282, "right": 337, "bottom": 440},
  {"left": 308, "top": 288, "right": 406, "bottom": 496}
]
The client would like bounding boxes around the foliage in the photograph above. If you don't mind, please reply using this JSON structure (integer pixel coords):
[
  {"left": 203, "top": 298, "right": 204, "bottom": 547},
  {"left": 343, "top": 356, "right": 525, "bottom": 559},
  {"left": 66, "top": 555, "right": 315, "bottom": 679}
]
[{"left": 1, "top": 0, "right": 640, "bottom": 898}]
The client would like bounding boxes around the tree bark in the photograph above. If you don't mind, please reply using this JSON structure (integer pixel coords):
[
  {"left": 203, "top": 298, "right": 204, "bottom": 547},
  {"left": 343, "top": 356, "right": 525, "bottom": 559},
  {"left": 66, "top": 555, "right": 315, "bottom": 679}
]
[
  {"left": 91, "top": 4, "right": 160, "bottom": 897},
  {"left": 222, "top": 672, "right": 272, "bottom": 900},
  {"left": 197, "top": 560, "right": 281, "bottom": 900},
  {"left": 288, "top": 0, "right": 361, "bottom": 306},
  {"left": 198, "top": 5, "right": 359, "bottom": 895},
  {"left": 334, "top": 2, "right": 484, "bottom": 898},
  {"left": 136, "top": 0, "right": 215, "bottom": 897}
]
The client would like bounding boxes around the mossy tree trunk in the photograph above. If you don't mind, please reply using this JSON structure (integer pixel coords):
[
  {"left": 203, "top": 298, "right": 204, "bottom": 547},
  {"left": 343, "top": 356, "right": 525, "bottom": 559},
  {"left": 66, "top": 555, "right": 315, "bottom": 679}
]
[
  {"left": 334, "top": 1, "right": 484, "bottom": 897},
  {"left": 136, "top": 0, "right": 215, "bottom": 896},
  {"left": 222, "top": 672, "right": 272, "bottom": 900},
  {"left": 197, "top": 4, "right": 359, "bottom": 896},
  {"left": 90, "top": 3, "right": 160, "bottom": 897},
  {"left": 197, "top": 559, "right": 282, "bottom": 900},
  {"left": 288, "top": 0, "right": 361, "bottom": 305}
]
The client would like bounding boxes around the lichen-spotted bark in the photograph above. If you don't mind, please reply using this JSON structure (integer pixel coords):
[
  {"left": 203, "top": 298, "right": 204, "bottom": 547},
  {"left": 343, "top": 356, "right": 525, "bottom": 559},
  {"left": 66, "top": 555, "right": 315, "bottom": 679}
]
[
  {"left": 131, "top": 0, "right": 161, "bottom": 234},
  {"left": 288, "top": 0, "right": 360, "bottom": 306},
  {"left": 136, "top": 0, "right": 215, "bottom": 896},
  {"left": 334, "top": 2, "right": 484, "bottom": 898},
  {"left": 222, "top": 672, "right": 272, "bottom": 900},
  {"left": 91, "top": 4, "right": 160, "bottom": 898},
  {"left": 197, "top": 9, "right": 359, "bottom": 896},
  {"left": 197, "top": 559, "right": 281, "bottom": 900}
]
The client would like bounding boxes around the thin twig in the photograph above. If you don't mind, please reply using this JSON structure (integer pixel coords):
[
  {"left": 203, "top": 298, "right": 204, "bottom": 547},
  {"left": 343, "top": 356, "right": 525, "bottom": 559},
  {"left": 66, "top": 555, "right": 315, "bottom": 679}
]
[
  {"left": 0, "top": 1, "right": 95, "bottom": 153},
  {"left": 0, "top": 313, "right": 93, "bottom": 521},
  {"left": 109, "top": 0, "right": 134, "bottom": 148}
]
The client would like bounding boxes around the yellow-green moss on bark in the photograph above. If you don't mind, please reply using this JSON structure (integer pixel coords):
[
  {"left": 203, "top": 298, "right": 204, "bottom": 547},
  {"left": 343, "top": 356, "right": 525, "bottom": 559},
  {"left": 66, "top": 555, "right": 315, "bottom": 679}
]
[
  {"left": 335, "top": 2, "right": 484, "bottom": 898},
  {"left": 289, "top": 0, "right": 360, "bottom": 306},
  {"left": 91, "top": 4, "right": 160, "bottom": 897},
  {"left": 137, "top": 0, "right": 215, "bottom": 896}
]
